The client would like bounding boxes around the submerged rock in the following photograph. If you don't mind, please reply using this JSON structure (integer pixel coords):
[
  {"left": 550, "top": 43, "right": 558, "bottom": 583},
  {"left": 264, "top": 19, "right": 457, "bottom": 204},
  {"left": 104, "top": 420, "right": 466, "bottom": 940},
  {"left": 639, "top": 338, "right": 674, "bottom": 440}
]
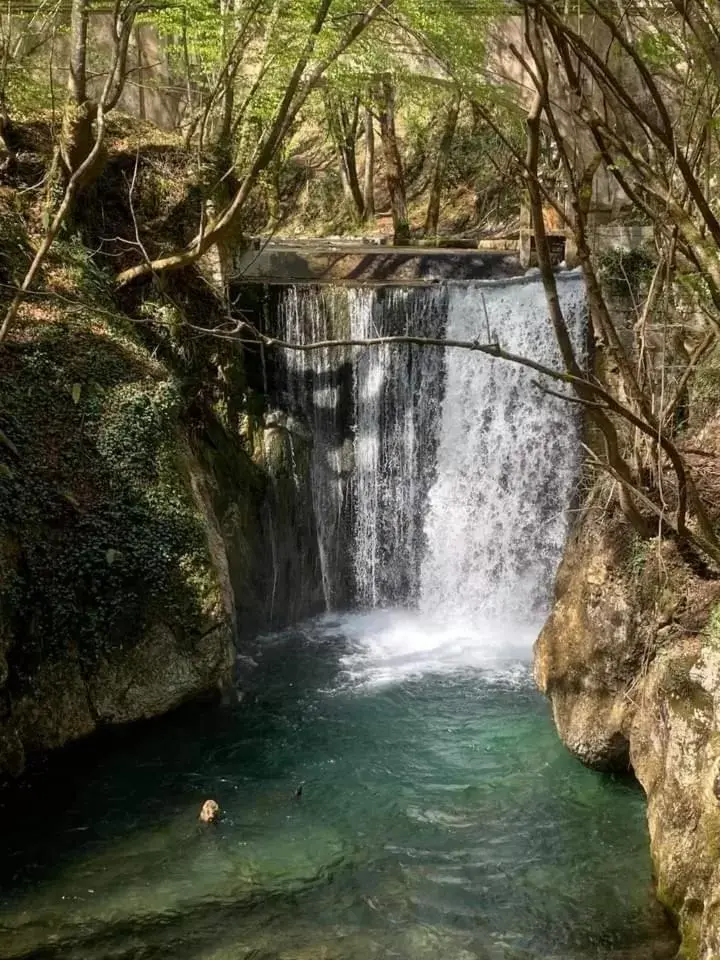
[{"left": 0, "top": 810, "right": 348, "bottom": 960}]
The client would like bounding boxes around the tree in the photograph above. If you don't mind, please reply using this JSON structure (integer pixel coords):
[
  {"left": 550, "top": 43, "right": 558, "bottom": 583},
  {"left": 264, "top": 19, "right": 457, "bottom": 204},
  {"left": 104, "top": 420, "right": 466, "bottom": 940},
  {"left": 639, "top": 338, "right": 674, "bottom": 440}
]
[
  {"left": 424, "top": 94, "right": 460, "bottom": 238},
  {"left": 374, "top": 75, "right": 409, "bottom": 242},
  {"left": 0, "top": 0, "right": 60, "bottom": 169},
  {"left": 499, "top": 0, "right": 720, "bottom": 560},
  {"left": 324, "top": 88, "right": 365, "bottom": 219},
  {"left": 0, "top": 0, "right": 140, "bottom": 344},
  {"left": 61, "top": 0, "right": 138, "bottom": 180},
  {"left": 362, "top": 102, "right": 375, "bottom": 220},
  {"left": 115, "top": 0, "right": 397, "bottom": 286}
]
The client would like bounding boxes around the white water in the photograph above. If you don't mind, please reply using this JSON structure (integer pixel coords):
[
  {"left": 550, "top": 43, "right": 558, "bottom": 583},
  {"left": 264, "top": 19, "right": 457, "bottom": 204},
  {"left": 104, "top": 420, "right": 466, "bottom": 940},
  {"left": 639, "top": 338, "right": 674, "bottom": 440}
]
[
  {"left": 310, "top": 608, "right": 536, "bottom": 687},
  {"left": 420, "top": 277, "right": 586, "bottom": 624},
  {"left": 277, "top": 275, "right": 586, "bottom": 684}
]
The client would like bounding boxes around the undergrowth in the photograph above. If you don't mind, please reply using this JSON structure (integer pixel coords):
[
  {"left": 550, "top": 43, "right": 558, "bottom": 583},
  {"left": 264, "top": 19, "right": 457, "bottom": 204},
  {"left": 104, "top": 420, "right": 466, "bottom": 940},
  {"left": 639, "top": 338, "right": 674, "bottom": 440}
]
[{"left": 0, "top": 243, "right": 224, "bottom": 677}]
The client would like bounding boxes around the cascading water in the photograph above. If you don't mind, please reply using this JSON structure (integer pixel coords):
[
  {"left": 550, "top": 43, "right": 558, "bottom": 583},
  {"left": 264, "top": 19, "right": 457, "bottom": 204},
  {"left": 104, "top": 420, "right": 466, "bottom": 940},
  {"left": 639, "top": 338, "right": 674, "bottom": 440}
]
[
  {"left": 277, "top": 287, "right": 354, "bottom": 608},
  {"left": 420, "top": 277, "right": 586, "bottom": 623},
  {"left": 278, "top": 274, "right": 585, "bottom": 635},
  {"left": 350, "top": 286, "right": 446, "bottom": 607}
]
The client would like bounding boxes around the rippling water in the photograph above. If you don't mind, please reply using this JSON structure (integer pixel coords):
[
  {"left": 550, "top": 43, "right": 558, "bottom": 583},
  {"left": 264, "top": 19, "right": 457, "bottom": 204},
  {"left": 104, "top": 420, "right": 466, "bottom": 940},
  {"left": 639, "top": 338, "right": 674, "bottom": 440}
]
[{"left": 0, "top": 612, "right": 674, "bottom": 960}]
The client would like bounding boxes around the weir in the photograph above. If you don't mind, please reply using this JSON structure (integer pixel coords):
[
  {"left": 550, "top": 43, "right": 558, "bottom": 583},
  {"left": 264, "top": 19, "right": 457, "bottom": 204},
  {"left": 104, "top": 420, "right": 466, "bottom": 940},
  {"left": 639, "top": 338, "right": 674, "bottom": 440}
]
[{"left": 276, "top": 274, "right": 587, "bottom": 627}]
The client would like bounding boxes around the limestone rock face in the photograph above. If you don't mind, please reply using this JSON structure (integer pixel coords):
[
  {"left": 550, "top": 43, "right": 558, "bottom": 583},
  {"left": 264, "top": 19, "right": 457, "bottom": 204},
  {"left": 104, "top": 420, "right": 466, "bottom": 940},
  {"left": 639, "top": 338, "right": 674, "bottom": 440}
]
[
  {"left": 0, "top": 455, "right": 237, "bottom": 782},
  {"left": 0, "top": 312, "right": 324, "bottom": 783},
  {"left": 537, "top": 501, "right": 720, "bottom": 959},
  {"left": 536, "top": 526, "right": 640, "bottom": 770},
  {"left": 87, "top": 622, "right": 233, "bottom": 724},
  {"left": 0, "top": 409, "right": 322, "bottom": 781}
]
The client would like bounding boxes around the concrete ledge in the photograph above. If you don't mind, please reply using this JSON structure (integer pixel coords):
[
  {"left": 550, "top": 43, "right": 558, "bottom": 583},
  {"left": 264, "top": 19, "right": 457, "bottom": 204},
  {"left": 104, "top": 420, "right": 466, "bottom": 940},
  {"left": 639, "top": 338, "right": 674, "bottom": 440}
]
[
  {"left": 589, "top": 224, "right": 655, "bottom": 253},
  {"left": 232, "top": 243, "right": 525, "bottom": 284}
]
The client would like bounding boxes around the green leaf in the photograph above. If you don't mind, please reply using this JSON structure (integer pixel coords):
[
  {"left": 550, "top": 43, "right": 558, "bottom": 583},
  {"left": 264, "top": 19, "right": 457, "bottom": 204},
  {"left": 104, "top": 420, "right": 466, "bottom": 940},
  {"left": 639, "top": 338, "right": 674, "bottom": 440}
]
[
  {"left": 71, "top": 383, "right": 82, "bottom": 405},
  {"left": 61, "top": 489, "right": 80, "bottom": 509}
]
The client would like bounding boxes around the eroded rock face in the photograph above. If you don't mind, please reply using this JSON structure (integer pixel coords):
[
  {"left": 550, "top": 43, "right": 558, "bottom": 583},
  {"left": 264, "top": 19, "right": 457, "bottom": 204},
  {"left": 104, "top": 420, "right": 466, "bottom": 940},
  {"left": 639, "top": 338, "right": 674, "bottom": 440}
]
[
  {"left": 0, "top": 408, "right": 322, "bottom": 782},
  {"left": 537, "top": 499, "right": 720, "bottom": 959},
  {"left": 536, "top": 522, "right": 640, "bottom": 770},
  {"left": 0, "top": 453, "right": 237, "bottom": 782}
]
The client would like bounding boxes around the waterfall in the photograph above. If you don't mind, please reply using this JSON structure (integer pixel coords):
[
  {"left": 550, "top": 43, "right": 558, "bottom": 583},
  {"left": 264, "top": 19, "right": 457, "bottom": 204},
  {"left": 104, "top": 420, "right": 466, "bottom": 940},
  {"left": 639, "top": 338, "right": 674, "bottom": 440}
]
[
  {"left": 350, "top": 287, "right": 446, "bottom": 607},
  {"left": 276, "top": 274, "right": 585, "bottom": 624},
  {"left": 277, "top": 287, "right": 353, "bottom": 608},
  {"left": 420, "top": 277, "right": 586, "bottom": 623}
]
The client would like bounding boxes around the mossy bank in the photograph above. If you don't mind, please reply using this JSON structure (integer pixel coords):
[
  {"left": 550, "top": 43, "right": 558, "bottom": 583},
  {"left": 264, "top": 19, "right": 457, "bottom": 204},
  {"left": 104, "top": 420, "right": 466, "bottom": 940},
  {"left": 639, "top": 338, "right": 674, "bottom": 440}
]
[{"left": 0, "top": 196, "right": 323, "bottom": 783}]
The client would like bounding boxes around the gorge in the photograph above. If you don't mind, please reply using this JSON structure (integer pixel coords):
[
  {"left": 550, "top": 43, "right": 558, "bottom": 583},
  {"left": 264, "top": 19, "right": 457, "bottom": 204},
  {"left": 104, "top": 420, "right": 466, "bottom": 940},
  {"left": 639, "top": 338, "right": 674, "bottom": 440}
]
[
  {"left": 0, "top": 273, "right": 677, "bottom": 958},
  {"left": 6, "top": 2, "right": 720, "bottom": 956}
]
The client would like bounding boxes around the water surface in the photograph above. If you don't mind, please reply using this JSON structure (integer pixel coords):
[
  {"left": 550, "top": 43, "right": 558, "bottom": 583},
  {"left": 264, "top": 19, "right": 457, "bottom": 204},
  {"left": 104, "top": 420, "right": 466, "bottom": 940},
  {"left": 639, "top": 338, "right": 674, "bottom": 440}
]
[{"left": 0, "top": 612, "right": 674, "bottom": 960}]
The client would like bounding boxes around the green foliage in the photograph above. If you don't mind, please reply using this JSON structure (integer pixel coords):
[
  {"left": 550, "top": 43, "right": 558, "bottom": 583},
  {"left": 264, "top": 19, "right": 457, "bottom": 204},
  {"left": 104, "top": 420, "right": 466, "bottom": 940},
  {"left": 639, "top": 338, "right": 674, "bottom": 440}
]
[
  {"left": 598, "top": 248, "right": 657, "bottom": 299},
  {"left": 689, "top": 343, "right": 720, "bottom": 429},
  {"left": 0, "top": 314, "right": 221, "bottom": 670},
  {"left": 50, "top": 236, "right": 116, "bottom": 307},
  {"left": 0, "top": 7, "right": 58, "bottom": 118},
  {"left": 0, "top": 200, "right": 31, "bottom": 286},
  {"left": 627, "top": 534, "right": 649, "bottom": 577}
]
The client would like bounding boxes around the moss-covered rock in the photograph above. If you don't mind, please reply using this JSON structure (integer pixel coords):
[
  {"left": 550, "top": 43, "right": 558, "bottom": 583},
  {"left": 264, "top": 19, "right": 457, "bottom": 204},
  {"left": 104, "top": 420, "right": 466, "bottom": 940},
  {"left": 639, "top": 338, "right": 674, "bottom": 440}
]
[
  {"left": 0, "top": 306, "right": 240, "bottom": 777},
  {"left": 0, "top": 233, "right": 323, "bottom": 780}
]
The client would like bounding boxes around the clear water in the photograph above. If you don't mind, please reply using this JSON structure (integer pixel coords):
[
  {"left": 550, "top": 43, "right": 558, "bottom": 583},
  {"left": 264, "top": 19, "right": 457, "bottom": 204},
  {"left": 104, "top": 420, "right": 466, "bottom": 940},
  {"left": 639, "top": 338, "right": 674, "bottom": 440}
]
[
  {"left": 0, "top": 276, "right": 673, "bottom": 957},
  {"left": 0, "top": 612, "right": 674, "bottom": 960}
]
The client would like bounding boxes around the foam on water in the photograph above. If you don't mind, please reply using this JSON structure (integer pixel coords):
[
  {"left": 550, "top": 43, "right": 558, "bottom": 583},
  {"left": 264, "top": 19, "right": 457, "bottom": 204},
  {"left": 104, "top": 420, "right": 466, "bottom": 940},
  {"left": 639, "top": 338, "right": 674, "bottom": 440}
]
[{"left": 323, "top": 608, "right": 535, "bottom": 687}]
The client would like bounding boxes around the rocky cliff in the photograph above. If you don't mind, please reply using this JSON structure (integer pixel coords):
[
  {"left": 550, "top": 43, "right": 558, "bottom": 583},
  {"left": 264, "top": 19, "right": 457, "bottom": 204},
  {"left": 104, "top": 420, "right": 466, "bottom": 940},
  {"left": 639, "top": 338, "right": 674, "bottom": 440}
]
[
  {"left": 536, "top": 443, "right": 720, "bottom": 959},
  {"left": 0, "top": 228, "right": 323, "bottom": 782}
]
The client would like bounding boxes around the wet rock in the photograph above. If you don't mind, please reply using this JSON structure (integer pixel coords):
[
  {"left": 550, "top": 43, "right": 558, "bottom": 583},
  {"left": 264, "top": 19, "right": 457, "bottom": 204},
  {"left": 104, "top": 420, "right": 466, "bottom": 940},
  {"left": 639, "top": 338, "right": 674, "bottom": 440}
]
[{"left": 87, "top": 622, "right": 233, "bottom": 724}]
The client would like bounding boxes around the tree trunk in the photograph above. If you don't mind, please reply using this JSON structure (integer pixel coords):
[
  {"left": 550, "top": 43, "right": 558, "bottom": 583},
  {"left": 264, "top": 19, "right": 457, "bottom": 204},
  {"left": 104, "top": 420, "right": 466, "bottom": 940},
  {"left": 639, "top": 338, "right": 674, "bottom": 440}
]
[
  {"left": 0, "top": 97, "right": 13, "bottom": 172},
  {"left": 341, "top": 98, "right": 364, "bottom": 218},
  {"left": 377, "top": 78, "right": 409, "bottom": 243},
  {"left": 424, "top": 96, "right": 460, "bottom": 239},
  {"left": 363, "top": 105, "right": 375, "bottom": 221},
  {"left": 325, "top": 92, "right": 364, "bottom": 219},
  {"left": 61, "top": 0, "right": 94, "bottom": 176},
  {"left": 68, "top": 0, "right": 88, "bottom": 105}
]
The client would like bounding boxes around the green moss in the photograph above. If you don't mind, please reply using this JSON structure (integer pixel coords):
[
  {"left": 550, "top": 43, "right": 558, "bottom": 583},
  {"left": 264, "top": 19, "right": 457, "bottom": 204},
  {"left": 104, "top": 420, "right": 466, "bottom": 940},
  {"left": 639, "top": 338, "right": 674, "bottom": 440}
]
[
  {"left": 701, "top": 808, "right": 720, "bottom": 862},
  {"left": 655, "top": 883, "right": 702, "bottom": 960},
  {"left": 678, "top": 901, "right": 704, "bottom": 960},
  {"left": 702, "top": 603, "right": 720, "bottom": 652},
  {"left": 0, "top": 310, "right": 221, "bottom": 673}
]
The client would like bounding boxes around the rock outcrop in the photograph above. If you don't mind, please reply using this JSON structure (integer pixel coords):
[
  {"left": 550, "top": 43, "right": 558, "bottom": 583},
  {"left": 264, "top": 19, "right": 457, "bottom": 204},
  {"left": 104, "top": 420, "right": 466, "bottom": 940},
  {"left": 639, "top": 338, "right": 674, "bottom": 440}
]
[
  {"left": 0, "top": 306, "right": 323, "bottom": 782},
  {"left": 536, "top": 485, "right": 720, "bottom": 959}
]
